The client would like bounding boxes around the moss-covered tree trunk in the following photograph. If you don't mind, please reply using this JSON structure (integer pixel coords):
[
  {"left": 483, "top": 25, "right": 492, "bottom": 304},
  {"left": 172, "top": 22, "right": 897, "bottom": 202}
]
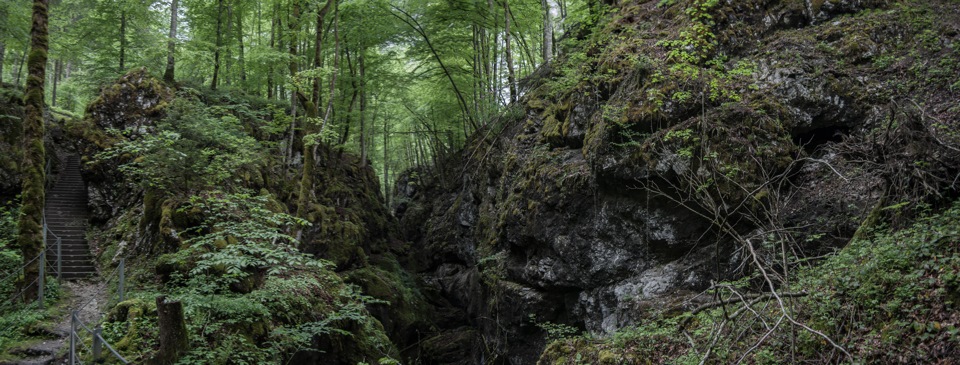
[{"left": 18, "top": 0, "right": 49, "bottom": 303}]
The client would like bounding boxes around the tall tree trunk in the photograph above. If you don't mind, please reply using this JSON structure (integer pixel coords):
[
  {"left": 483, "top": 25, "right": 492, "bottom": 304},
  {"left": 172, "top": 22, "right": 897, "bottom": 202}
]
[
  {"left": 383, "top": 111, "right": 390, "bottom": 207},
  {"left": 119, "top": 11, "right": 126, "bottom": 72},
  {"left": 288, "top": 0, "right": 301, "bottom": 111},
  {"left": 267, "top": 3, "right": 278, "bottom": 99},
  {"left": 236, "top": 8, "right": 246, "bottom": 83},
  {"left": 312, "top": 0, "right": 333, "bottom": 107},
  {"left": 542, "top": 0, "right": 553, "bottom": 64},
  {"left": 504, "top": 0, "right": 516, "bottom": 102},
  {"left": 359, "top": 52, "right": 367, "bottom": 167},
  {"left": 164, "top": 0, "right": 178, "bottom": 83},
  {"left": 211, "top": 0, "right": 223, "bottom": 90},
  {"left": 16, "top": 51, "right": 26, "bottom": 86},
  {"left": 19, "top": 0, "right": 49, "bottom": 303},
  {"left": 225, "top": 1, "right": 234, "bottom": 85},
  {"left": 0, "top": 42, "right": 5, "bottom": 85},
  {"left": 51, "top": 59, "right": 60, "bottom": 107},
  {"left": 292, "top": 0, "right": 321, "bottom": 227}
]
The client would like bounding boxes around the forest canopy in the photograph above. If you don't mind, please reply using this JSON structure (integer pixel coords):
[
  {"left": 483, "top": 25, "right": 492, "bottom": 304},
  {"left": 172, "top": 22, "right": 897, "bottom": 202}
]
[{"left": 0, "top": 0, "right": 593, "bottom": 197}]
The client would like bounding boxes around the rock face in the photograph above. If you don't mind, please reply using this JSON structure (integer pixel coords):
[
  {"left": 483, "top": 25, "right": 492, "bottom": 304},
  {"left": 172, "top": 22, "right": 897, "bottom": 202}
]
[
  {"left": 397, "top": 0, "right": 960, "bottom": 363},
  {"left": 69, "top": 68, "right": 174, "bottom": 224},
  {"left": 0, "top": 87, "right": 23, "bottom": 198}
]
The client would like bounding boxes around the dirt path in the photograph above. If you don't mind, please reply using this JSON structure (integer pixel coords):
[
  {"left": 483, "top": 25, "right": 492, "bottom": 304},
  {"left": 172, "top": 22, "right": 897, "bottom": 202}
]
[{"left": 2, "top": 279, "right": 110, "bottom": 365}]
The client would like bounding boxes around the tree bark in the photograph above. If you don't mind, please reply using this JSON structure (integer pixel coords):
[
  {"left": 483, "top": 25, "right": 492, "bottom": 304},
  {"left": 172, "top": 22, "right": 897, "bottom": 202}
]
[
  {"left": 504, "top": 0, "right": 516, "bottom": 102},
  {"left": 225, "top": 1, "right": 233, "bottom": 85},
  {"left": 382, "top": 109, "right": 390, "bottom": 207},
  {"left": 236, "top": 7, "right": 246, "bottom": 83},
  {"left": 211, "top": 0, "right": 224, "bottom": 90},
  {"left": 359, "top": 52, "right": 367, "bottom": 167},
  {"left": 18, "top": 0, "right": 49, "bottom": 303},
  {"left": 0, "top": 42, "right": 5, "bottom": 85},
  {"left": 153, "top": 296, "right": 189, "bottom": 365},
  {"left": 164, "top": 0, "right": 178, "bottom": 83},
  {"left": 267, "top": 3, "right": 278, "bottom": 99},
  {"left": 542, "top": 0, "right": 553, "bottom": 64},
  {"left": 51, "top": 59, "right": 60, "bottom": 107},
  {"left": 119, "top": 11, "right": 126, "bottom": 72}
]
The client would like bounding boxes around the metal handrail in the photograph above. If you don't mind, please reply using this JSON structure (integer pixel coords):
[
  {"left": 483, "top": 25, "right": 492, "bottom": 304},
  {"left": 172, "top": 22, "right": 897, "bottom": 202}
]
[
  {"left": 72, "top": 311, "right": 130, "bottom": 364},
  {"left": 42, "top": 219, "right": 63, "bottom": 279},
  {"left": 69, "top": 258, "right": 129, "bottom": 365}
]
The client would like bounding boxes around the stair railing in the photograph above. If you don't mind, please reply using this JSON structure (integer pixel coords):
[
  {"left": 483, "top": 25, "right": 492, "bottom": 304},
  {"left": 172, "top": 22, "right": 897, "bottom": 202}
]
[
  {"left": 68, "top": 257, "right": 129, "bottom": 365},
  {"left": 42, "top": 215, "right": 63, "bottom": 281}
]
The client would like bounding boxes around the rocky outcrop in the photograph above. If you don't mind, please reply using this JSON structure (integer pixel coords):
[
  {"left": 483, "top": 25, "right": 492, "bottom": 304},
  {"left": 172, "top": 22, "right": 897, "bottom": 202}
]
[
  {"left": 397, "top": 0, "right": 960, "bottom": 363},
  {"left": 0, "top": 87, "right": 23, "bottom": 199}
]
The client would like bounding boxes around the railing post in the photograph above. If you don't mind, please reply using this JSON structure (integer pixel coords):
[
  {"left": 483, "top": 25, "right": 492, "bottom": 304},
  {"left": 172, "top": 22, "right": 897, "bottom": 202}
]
[
  {"left": 38, "top": 251, "right": 44, "bottom": 309},
  {"left": 57, "top": 237, "right": 62, "bottom": 280},
  {"left": 70, "top": 312, "right": 76, "bottom": 365},
  {"left": 93, "top": 325, "right": 103, "bottom": 362},
  {"left": 118, "top": 258, "right": 125, "bottom": 303}
]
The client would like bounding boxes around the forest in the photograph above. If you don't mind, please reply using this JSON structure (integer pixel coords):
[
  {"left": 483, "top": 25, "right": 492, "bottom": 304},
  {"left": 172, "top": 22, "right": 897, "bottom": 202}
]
[{"left": 1, "top": 0, "right": 959, "bottom": 364}]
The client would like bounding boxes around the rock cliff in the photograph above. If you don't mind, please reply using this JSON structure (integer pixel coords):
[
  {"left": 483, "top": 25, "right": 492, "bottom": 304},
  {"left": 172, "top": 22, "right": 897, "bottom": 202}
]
[{"left": 397, "top": 0, "right": 960, "bottom": 363}]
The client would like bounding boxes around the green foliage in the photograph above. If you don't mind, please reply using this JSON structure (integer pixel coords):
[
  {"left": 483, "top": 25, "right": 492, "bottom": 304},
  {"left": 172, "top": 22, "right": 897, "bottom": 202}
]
[
  {"left": 657, "top": 0, "right": 719, "bottom": 65},
  {"left": 529, "top": 314, "right": 581, "bottom": 341},
  {"left": 170, "top": 191, "right": 313, "bottom": 284},
  {"left": 135, "top": 191, "right": 395, "bottom": 363},
  {"left": 0, "top": 201, "right": 20, "bottom": 275},
  {"left": 95, "top": 96, "right": 263, "bottom": 194}
]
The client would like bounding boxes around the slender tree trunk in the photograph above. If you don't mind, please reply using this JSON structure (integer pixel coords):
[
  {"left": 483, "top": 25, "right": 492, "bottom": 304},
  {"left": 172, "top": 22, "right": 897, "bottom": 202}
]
[
  {"left": 542, "top": 0, "right": 553, "bottom": 64},
  {"left": 211, "top": 0, "right": 224, "bottom": 90},
  {"left": 19, "top": 0, "right": 49, "bottom": 303},
  {"left": 359, "top": 52, "right": 367, "bottom": 167},
  {"left": 267, "top": 4, "right": 277, "bottom": 99},
  {"left": 472, "top": 26, "right": 480, "bottom": 120},
  {"left": 236, "top": 8, "right": 246, "bottom": 83},
  {"left": 341, "top": 48, "right": 357, "bottom": 145},
  {"left": 119, "top": 11, "right": 126, "bottom": 72},
  {"left": 16, "top": 51, "right": 26, "bottom": 86},
  {"left": 225, "top": 2, "right": 234, "bottom": 85},
  {"left": 288, "top": 0, "right": 300, "bottom": 111},
  {"left": 489, "top": 0, "right": 500, "bottom": 103},
  {"left": 383, "top": 111, "right": 390, "bottom": 207},
  {"left": 164, "top": 0, "right": 178, "bottom": 83},
  {"left": 504, "top": 0, "right": 516, "bottom": 102},
  {"left": 0, "top": 42, "right": 5, "bottom": 85},
  {"left": 292, "top": 0, "right": 324, "bottom": 227},
  {"left": 312, "top": 0, "right": 334, "bottom": 107},
  {"left": 51, "top": 59, "right": 60, "bottom": 107},
  {"left": 319, "top": 5, "right": 339, "bottom": 135}
]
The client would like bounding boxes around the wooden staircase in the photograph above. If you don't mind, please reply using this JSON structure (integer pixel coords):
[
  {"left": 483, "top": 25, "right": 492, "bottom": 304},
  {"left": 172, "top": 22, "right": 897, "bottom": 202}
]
[{"left": 44, "top": 155, "right": 95, "bottom": 280}]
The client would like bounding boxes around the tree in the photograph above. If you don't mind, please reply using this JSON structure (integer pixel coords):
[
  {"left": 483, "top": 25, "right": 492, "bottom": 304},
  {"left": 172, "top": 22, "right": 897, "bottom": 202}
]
[
  {"left": 211, "top": 0, "right": 223, "bottom": 89},
  {"left": 504, "top": 0, "right": 516, "bottom": 102},
  {"left": 542, "top": 0, "right": 553, "bottom": 63},
  {"left": 163, "top": 0, "right": 178, "bottom": 83},
  {"left": 18, "top": 0, "right": 49, "bottom": 303}
]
